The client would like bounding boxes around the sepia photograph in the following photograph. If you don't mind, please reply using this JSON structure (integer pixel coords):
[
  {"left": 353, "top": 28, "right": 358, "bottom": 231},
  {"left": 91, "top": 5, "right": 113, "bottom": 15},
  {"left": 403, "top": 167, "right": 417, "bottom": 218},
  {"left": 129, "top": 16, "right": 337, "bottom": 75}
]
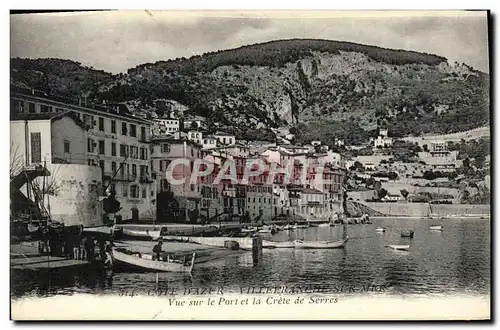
[{"left": 9, "top": 9, "right": 491, "bottom": 320}]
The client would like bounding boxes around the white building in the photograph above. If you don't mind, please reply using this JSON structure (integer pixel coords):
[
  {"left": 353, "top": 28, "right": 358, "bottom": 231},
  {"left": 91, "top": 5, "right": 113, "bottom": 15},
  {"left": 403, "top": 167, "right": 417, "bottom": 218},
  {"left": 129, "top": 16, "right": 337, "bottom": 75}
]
[
  {"left": 10, "top": 112, "right": 103, "bottom": 227},
  {"left": 184, "top": 116, "right": 208, "bottom": 130},
  {"left": 202, "top": 135, "right": 218, "bottom": 149},
  {"left": 374, "top": 128, "right": 393, "bottom": 148},
  {"left": 187, "top": 130, "right": 203, "bottom": 145},
  {"left": 11, "top": 91, "right": 156, "bottom": 222},
  {"left": 154, "top": 117, "right": 179, "bottom": 134},
  {"left": 214, "top": 131, "right": 236, "bottom": 146}
]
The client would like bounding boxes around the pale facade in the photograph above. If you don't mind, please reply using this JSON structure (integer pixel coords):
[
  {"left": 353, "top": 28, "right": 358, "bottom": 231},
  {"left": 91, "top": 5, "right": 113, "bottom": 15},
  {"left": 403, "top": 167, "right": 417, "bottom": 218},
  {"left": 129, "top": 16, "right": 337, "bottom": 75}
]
[{"left": 11, "top": 92, "right": 156, "bottom": 221}]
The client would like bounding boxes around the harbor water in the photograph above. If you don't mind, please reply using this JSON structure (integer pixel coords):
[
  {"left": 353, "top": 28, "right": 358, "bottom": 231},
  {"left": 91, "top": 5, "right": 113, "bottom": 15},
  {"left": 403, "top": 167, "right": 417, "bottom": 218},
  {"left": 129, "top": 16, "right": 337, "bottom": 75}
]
[{"left": 11, "top": 218, "right": 490, "bottom": 298}]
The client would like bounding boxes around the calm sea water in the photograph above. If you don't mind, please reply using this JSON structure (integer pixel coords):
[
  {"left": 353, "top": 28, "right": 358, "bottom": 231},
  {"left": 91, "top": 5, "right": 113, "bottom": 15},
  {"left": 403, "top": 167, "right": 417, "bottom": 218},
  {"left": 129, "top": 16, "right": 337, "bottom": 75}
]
[{"left": 11, "top": 218, "right": 490, "bottom": 298}]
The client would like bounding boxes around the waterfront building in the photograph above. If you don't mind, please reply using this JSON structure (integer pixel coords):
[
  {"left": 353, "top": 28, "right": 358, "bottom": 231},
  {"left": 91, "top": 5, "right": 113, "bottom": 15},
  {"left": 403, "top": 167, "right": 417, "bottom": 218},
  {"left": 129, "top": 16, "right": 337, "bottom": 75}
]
[
  {"left": 150, "top": 137, "right": 203, "bottom": 222},
  {"left": 10, "top": 112, "right": 102, "bottom": 227},
  {"left": 11, "top": 89, "right": 155, "bottom": 222}
]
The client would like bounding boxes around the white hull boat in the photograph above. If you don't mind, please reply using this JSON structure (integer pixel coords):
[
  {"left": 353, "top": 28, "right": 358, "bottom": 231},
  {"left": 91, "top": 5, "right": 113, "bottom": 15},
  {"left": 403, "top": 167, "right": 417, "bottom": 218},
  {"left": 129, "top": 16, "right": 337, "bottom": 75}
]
[
  {"left": 429, "top": 225, "right": 444, "bottom": 231},
  {"left": 318, "top": 223, "right": 331, "bottom": 228},
  {"left": 241, "top": 227, "right": 257, "bottom": 233},
  {"left": 262, "top": 240, "right": 295, "bottom": 248},
  {"left": 112, "top": 248, "right": 196, "bottom": 273},
  {"left": 294, "top": 237, "right": 349, "bottom": 249},
  {"left": 375, "top": 227, "right": 386, "bottom": 232},
  {"left": 122, "top": 228, "right": 162, "bottom": 240},
  {"left": 282, "top": 225, "right": 294, "bottom": 231},
  {"left": 386, "top": 244, "right": 411, "bottom": 251}
]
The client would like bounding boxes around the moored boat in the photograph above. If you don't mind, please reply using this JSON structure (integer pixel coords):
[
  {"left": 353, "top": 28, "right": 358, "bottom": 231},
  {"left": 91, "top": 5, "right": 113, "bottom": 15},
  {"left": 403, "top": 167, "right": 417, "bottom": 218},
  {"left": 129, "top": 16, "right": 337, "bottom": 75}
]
[
  {"left": 386, "top": 244, "right": 411, "bottom": 251},
  {"left": 282, "top": 224, "right": 294, "bottom": 231},
  {"left": 262, "top": 240, "right": 295, "bottom": 248},
  {"left": 241, "top": 227, "right": 257, "bottom": 233},
  {"left": 112, "top": 248, "right": 196, "bottom": 273},
  {"left": 294, "top": 237, "right": 348, "bottom": 249},
  {"left": 375, "top": 227, "right": 386, "bottom": 232},
  {"left": 429, "top": 225, "right": 444, "bottom": 231},
  {"left": 318, "top": 223, "right": 331, "bottom": 228},
  {"left": 122, "top": 228, "right": 162, "bottom": 240}
]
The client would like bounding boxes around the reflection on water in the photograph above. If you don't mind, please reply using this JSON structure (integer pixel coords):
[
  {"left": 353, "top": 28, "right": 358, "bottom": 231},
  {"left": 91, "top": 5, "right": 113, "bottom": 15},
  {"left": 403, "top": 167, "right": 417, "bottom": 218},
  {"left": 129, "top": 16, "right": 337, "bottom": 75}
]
[{"left": 11, "top": 218, "right": 490, "bottom": 297}]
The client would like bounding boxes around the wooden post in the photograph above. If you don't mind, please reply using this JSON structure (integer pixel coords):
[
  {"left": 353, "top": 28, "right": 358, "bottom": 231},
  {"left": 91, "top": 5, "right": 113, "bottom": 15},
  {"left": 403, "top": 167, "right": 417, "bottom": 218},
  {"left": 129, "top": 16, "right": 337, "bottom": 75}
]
[{"left": 252, "top": 235, "right": 262, "bottom": 265}]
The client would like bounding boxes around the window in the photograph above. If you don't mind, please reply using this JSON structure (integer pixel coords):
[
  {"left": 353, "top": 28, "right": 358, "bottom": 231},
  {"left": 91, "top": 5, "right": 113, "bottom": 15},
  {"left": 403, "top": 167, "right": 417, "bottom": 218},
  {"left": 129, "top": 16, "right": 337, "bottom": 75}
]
[
  {"left": 191, "top": 184, "right": 195, "bottom": 191},
  {"left": 111, "top": 142, "right": 116, "bottom": 156},
  {"left": 111, "top": 161, "right": 117, "bottom": 174},
  {"left": 123, "top": 183, "right": 128, "bottom": 197},
  {"left": 83, "top": 114, "right": 91, "bottom": 126},
  {"left": 130, "top": 124, "right": 137, "bottom": 137},
  {"left": 130, "top": 185, "right": 139, "bottom": 198},
  {"left": 132, "top": 164, "right": 137, "bottom": 178},
  {"left": 141, "top": 127, "right": 146, "bottom": 140},
  {"left": 99, "top": 160, "right": 105, "bottom": 172},
  {"left": 142, "top": 187, "right": 146, "bottom": 198},
  {"left": 40, "top": 104, "right": 52, "bottom": 113},
  {"left": 98, "top": 140, "right": 105, "bottom": 155},
  {"left": 162, "top": 143, "right": 170, "bottom": 153},
  {"left": 30, "top": 132, "right": 41, "bottom": 163},
  {"left": 120, "top": 144, "right": 128, "bottom": 157},
  {"left": 64, "top": 140, "right": 70, "bottom": 153},
  {"left": 111, "top": 120, "right": 116, "bottom": 134},
  {"left": 110, "top": 183, "right": 116, "bottom": 194},
  {"left": 191, "top": 148, "right": 194, "bottom": 157},
  {"left": 28, "top": 102, "right": 35, "bottom": 113},
  {"left": 122, "top": 123, "right": 127, "bottom": 135},
  {"left": 98, "top": 117, "right": 104, "bottom": 131},
  {"left": 87, "top": 139, "right": 94, "bottom": 153}
]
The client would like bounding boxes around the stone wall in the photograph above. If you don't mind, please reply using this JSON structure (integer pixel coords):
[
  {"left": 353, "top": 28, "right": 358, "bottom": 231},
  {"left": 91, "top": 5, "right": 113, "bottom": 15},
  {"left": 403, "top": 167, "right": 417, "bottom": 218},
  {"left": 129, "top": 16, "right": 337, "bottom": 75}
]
[{"left": 364, "top": 202, "right": 490, "bottom": 217}]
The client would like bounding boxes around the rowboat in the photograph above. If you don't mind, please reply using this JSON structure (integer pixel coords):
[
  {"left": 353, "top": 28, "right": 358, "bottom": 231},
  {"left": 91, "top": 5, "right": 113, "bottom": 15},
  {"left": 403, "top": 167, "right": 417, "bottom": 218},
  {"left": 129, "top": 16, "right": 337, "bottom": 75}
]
[
  {"left": 429, "top": 225, "right": 444, "bottom": 231},
  {"left": 386, "top": 244, "right": 411, "bottom": 251},
  {"left": 122, "top": 228, "right": 162, "bottom": 240},
  {"left": 293, "top": 224, "right": 310, "bottom": 230},
  {"left": 241, "top": 227, "right": 257, "bottom": 233},
  {"left": 294, "top": 237, "right": 349, "bottom": 249},
  {"left": 401, "top": 229, "right": 414, "bottom": 238},
  {"left": 375, "top": 227, "right": 386, "bottom": 232},
  {"left": 112, "top": 248, "right": 196, "bottom": 273},
  {"left": 318, "top": 223, "right": 332, "bottom": 228},
  {"left": 282, "top": 224, "right": 293, "bottom": 230},
  {"left": 262, "top": 240, "right": 295, "bottom": 248}
]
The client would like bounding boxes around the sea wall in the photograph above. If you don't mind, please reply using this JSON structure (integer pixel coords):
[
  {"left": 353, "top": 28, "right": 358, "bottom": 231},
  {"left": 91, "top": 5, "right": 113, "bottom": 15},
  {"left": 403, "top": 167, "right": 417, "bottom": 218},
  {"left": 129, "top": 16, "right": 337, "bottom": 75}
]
[{"left": 364, "top": 202, "right": 490, "bottom": 217}]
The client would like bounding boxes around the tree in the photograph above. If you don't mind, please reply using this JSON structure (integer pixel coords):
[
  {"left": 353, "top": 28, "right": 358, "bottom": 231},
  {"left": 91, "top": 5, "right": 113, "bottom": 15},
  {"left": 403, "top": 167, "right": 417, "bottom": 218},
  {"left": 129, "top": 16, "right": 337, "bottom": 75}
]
[
  {"left": 378, "top": 188, "right": 388, "bottom": 200},
  {"left": 422, "top": 144, "right": 429, "bottom": 152},
  {"left": 388, "top": 171, "right": 399, "bottom": 181},
  {"left": 400, "top": 189, "right": 409, "bottom": 199},
  {"left": 190, "top": 121, "right": 199, "bottom": 130}
]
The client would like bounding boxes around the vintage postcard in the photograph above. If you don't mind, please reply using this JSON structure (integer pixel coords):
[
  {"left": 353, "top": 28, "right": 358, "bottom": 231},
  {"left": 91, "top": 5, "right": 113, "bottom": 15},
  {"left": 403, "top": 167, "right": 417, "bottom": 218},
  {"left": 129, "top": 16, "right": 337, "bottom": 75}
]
[{"left": 9, "top": 10, "right": 491, "bottom": 320}]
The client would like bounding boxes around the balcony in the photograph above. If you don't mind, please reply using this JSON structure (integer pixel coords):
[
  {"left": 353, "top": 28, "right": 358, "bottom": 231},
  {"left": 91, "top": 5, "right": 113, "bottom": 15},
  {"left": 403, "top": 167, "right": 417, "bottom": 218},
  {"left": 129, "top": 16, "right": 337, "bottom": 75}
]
[{"left": 139, "top": 175, "right": 155, "bottom": 184}]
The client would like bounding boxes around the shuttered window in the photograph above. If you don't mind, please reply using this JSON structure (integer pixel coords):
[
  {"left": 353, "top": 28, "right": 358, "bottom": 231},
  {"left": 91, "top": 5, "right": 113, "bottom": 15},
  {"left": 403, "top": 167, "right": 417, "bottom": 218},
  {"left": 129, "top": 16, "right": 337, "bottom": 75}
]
[{"left": 30, "top": 132, "right": 41, "bottom": 163}]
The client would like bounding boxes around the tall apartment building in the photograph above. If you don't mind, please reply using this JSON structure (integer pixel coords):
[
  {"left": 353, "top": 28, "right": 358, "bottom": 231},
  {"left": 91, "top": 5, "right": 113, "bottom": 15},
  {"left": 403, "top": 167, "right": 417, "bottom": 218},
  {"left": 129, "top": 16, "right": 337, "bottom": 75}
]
[{"left": 11, "top": 89, "right": 155, "bottom": 221}]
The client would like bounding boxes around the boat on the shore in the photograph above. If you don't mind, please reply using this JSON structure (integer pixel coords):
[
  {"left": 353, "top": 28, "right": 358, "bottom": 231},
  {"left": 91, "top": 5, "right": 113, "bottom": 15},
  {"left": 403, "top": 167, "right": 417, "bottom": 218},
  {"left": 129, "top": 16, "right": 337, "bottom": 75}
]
[
  {"left": 122, "top": 228, "right": 162, "bottom": 240},
  {"left": 294, "top": 237, "right": 348, "bottom": 249},
  {"left": 429, "top": 225, "right": 444, "bottom": 231},
  {"left": 112, "top": 248, "right": 196, "bottom": 273},
  {"left": 262, "top": 240, "right": 295, "bottom": 248},
  {"left": 401, "top": 229, "right": 414, "bottom": 238},
  {"left": 386, "top": 244, "right": 411, "bottom": 251},
  {"left": 375, "top": 227, "right": 386, "bottom": 232},
  {"left": 318, "top": 223, "right": 332, "bottom": 228}
]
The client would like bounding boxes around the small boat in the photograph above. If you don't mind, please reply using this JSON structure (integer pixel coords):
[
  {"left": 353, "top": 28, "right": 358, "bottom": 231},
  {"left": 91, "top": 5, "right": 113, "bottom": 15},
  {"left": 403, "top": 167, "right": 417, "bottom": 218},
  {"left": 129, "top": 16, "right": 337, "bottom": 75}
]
[
  {"left": 294, "top": 237, "right": 348, "bottom": 249},
  {"left": 375, "top": 227, "right": 386, "bottom": 232},
  {"left": 258, "top": 226, "right": 272, "bottom": 234},
  {"left": 282, "top": 224, "right": 293, "bottom": 231},
  {"left": 429, "top": 225, "right": 444, "bottom": 231},
  {"left": 293, "top": 224, "right": 310, "bottom": 229},
  {"left": 112, "top": 248, "right": 196, "bottom": 273},
  {"left": 241, "top": 227, "right": 257, "bottom": 233},
  {"left": 386, "top": 245, "right": 411, "bottom": 251},
  {"left": 262, "top": 240, "right": 295, "bottom": 248},
  {"left": 122, "top": 228, "right": 162, "bottom": 240},
  {"left": 318, "top": 223, "right": 331, "bottom": 228},
  {"left": 401, "top": 229, "right": 414, "bottom": 238}
]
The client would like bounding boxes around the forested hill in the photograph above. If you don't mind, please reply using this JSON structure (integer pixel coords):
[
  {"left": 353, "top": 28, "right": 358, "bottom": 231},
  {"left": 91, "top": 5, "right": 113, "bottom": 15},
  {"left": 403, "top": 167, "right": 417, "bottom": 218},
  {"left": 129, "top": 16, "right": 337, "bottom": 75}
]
[{"left": 10, "top": 39, "right": 489, "bottom": 144}]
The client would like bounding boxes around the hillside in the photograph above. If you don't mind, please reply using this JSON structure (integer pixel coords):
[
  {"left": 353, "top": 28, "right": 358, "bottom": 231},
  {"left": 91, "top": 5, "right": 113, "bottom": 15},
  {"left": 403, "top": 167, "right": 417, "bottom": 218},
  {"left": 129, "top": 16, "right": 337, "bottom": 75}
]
[{"left": 10, "top": 39, "right": 490, "bottom": 144}]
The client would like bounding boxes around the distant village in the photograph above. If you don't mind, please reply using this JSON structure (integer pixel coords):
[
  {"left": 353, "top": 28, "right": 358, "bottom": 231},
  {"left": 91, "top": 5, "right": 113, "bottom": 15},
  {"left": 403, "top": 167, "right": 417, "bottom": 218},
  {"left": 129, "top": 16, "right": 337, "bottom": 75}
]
[{"left": 9, "top": 87, "right": 491, "bottom": 227}]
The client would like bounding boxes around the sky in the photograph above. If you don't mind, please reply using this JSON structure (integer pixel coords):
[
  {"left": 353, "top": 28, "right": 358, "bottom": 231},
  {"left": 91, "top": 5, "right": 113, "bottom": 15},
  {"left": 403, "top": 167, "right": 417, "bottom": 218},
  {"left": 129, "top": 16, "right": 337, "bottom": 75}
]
[{"left": 10, "top": 10, "right": 490, "bottom": 74}]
